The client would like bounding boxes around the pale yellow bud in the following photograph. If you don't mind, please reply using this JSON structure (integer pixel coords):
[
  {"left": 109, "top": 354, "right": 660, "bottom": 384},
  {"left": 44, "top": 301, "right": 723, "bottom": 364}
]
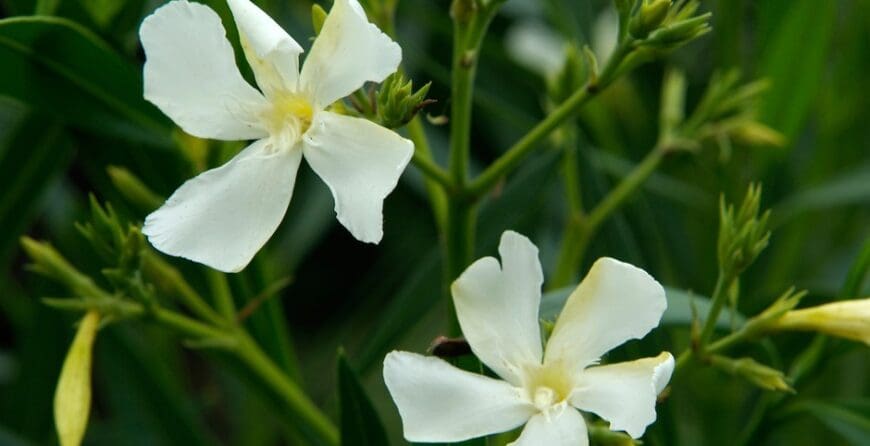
[
  {"left": 55, "top": 311, "right": 100, "bottom": 446},
  {"left": 773, "top": 299, "right": 870, "bottom": 346}
]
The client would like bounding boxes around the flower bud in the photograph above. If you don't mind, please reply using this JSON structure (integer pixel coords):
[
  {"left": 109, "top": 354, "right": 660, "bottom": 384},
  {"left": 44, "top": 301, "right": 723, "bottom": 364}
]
[
  {"left": 629, "top": 0, "right": 671, "bottom": 38},
  {"left": 311, "top": 4, "right": 328, "bottom": 36},
  {"left": 731, "top": 121, "right": 786, "bottom": 148},
  {"left": 645, "top": 13, "right": 712, "bottom": 47},
  {"left": 107, "top": 166, "right": 162, "bottom": 213},
  {"left": 772, "top": 299, "right": 870, "bottom": 346},
  {"left": 55, "top": 311, "right": 100, "bottom": 446},
  {"left": 717, "top": 184, "right": 770, "bottom": 276},
  {"left": 376, "top": 73, "right": 433, "bottom": 129},
  {"left": 710, "top": 355, "right": 793, "bottom": 393}
]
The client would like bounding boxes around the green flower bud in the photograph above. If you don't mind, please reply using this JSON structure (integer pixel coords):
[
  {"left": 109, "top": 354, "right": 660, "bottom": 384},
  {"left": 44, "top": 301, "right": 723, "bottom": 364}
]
[
  {"left": 630, "top": 0, "right": 671, "bottom": 38},
  {"left": 376, "top": 73, "right": 433, "bottom": 129},
  {"left": 645, "top": 13, "right": 712, "bottom": 47},
  {"left": 107, "top": 166, "right": 163, "bottom": 213},
  {"left": 55, "top": 311, "right": 100, "bottom": 446},
  {"left": 717, "top": 184, "right": 771, "bottom": 276},
  {"left": 311, "top": 4, "right": 328, "bottom": 36},
  {"left": 710, "top": 355, "right": 793, "bottom": 393}
]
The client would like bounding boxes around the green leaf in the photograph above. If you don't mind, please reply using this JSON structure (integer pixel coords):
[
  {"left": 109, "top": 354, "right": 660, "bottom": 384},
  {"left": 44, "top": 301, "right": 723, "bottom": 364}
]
[
  {"left": 757, "top": 0, "right": 836, "bottom": 140},
  {"left": 540, "top": 286, "right": 744, "bottom": 328},
  {"left": 0, "top": 16, "right": 172, "bottom": 148},
  {"left": 793, "top": 400, "right": 870, "bottom": 446},
  {"left": 773, "top": 165, "right": 870, "bottom": 225},
  {"left": 0, "top": 98, "right": 73, "bottom": 261},
  {"left": 337, "top": 351, "right": 389, "bottom": 446}
]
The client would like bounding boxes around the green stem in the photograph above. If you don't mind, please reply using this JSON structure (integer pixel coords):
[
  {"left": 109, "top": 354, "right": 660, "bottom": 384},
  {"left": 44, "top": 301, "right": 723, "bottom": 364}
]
[
  {"left": 412, "top": 147, "right": 453, "bottom": 193},
  {"left": 445, "top": 199, "right": 476, "bottom": 335},
  {"left": 144, "top": 304, "right": 339, "bottom": 444},
  {"left": 442, "top": 4, "right": 499, "bottom": 335},
  {"left": 551, "top": 145, "right": 668, "bottom": 288},
  {"left": 699, "top": 269, "right": 736, "bottom": 346},
  {"left": 207, "top": 270, "right": 236, "bottom": 321},
  {"left": 234, "top": 333, "right": 339, "bottom": 446},
  {"left": 468, "top": 38, "right": 637, "bottom": 198}
]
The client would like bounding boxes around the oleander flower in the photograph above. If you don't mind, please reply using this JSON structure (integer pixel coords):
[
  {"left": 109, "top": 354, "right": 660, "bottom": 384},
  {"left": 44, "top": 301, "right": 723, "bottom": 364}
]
[
  {"left": 384, "top": 231, "right": 674, "bottom": 445},
  {"left": 139, "top": 0, "right": 413, "bottom": 272}
]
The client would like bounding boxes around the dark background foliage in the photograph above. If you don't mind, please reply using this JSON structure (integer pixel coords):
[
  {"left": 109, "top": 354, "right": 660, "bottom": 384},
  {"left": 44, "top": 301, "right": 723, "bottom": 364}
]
[{"left": 0, "top": 0, "right": 867, "bottom": 445}]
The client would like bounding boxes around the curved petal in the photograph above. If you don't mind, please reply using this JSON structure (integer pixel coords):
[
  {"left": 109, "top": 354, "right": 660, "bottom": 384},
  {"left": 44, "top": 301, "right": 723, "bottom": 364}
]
[
  {"left": 301, "top": 111, "right": 412, "bottom": 243},
  {"left": 451, "top": 231, "right": 544, "bottom": 385},
  {"left": 143, "top": 139, "right": 301, "bottom": 272},
  {"left": 569, "top": 352, "right": 674, "bottom": 438},
  {"left": 299, "top": 0, "right": 401, "bottom": 108},
  {"left": 227, "top": 0, "right": 303, "bottom": 96},
  {"left": 140, "top": 0, "right": 268, "bottom": 140},
  {"left": 544, "top": 258, "right": 666, "bottom": 372},
  {"left": 383, "top": 351, "right": 535, "bottom": 443},
  {"left": 509, "top": 407, "right": 588, "bottom": 446}
]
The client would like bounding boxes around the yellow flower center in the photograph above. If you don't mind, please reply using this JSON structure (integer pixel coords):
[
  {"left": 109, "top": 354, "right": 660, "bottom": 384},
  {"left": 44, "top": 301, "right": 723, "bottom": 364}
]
[
  {"left": 262, "top": 93, "right": 314, "bottom": 140},
  {"left": 522, "top": 362, "right": 573, "bottom": 411}
]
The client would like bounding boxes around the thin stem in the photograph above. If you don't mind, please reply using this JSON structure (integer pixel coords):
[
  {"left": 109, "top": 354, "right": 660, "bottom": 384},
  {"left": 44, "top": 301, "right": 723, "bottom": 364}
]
[
  {"left": 234, "top": 334, "right": 339, "bottom": 446},
  {"left": 699, "top": 270, "right": 736, "bottom": 346},
  {"left": 467, "top": 39, "right": 636, "bottom": 197},
  {"left": 412, "top": 148, "right": 453, "bottom": 192},
  {"left": 551, "top": 145, "right": 668, "bottom": 288},
  {"left": 207, "top": 270, "right": 236, "bottom": 321},
  {"left": 445, "top": 199, "right": 476, "bottom": 335}
]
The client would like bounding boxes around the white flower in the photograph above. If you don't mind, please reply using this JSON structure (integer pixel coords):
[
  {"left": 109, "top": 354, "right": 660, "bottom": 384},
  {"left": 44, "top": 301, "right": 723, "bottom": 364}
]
[
  {"left": 139, "top": 0, "right": 413, "bottom": 272},
  {"left": 384, "top": 231, "right": 674, "bottom": 445}
]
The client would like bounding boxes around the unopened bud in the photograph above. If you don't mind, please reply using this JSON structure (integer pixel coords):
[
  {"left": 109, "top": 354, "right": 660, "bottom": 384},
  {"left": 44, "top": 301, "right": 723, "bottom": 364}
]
[
  {"left": 312, "top": 4, "right": 327, "bottom": 35},
  {"left": 376, "top": 73, "right": 433, "bottom": 129},
  {"left": 55, "top": 311, "right": 100, "bottom": 446},
  {"left": 646, "top": 13, "right": 712, "bottom": 46},
  {"left": 107, "top": 166, "right": 163, "bottom": 213},
  {"left": 630, "top": 0, "right": 671, "bottom": 38},
  {"left": 731, "top": 121, "right": 786, "bottom": 148},
  {"left": 772, "top": 299, "right": 870, "bottom": 346},
  {"left": 710, "top": 355, "right": 793, "bottom": 393}
]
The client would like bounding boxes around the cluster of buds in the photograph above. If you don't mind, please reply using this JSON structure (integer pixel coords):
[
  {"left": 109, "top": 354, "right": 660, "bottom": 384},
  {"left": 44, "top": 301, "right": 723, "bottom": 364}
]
[
  {"left": 658, "top": 69, "right": 785, "bottom": 154},
  {"left": 717, "top": 184, "right": 771, "bottom": 277},
  {"left": 375, "top": 72, "right": 433, "bottom": 129},
  {"left": 621, "top": 0, "right": 712, "bottom": 47}
]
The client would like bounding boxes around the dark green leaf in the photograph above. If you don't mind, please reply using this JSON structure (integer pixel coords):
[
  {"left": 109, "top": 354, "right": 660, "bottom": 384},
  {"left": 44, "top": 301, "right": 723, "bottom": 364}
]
[
  {"left": 338, "top": 351, "right": 389, "bottom": 446},
  {"left": 0, "top": 16, "right": 172, "bottom": 148},
  {"left": 793, "top": 400, "right": 870, "bottom": 446}
]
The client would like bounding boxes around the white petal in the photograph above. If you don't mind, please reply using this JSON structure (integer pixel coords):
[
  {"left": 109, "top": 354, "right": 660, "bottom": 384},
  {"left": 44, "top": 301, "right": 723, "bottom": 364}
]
[
  {"left": 226, "top": 0, "right": 303, "bottom": 96},
  {"left": 544, "top": 258, "right": 667, "bottom": 372},
  {"left": 140, "top": 0, "right": 268, "bottom": 140},
  {"left": 301, "top": 111, "right": 412, "bottom": 243},
  {"left": 383, "top": 351, "right": 535, "bottom": 443},
  {"left": 509, "top": 407, "right": 588, "bottom": 446},
  {"left": 143, "top": 139, "right": 301, "bottom": 272},
  {"left": 299, "top": 0, "right": 401, "bottom": 108},
  {"left": 451, "top": 231, "right": 544, "bottom": 384},
  {"left": 569, "top": 352, "right": 674, "bottom": 439}
]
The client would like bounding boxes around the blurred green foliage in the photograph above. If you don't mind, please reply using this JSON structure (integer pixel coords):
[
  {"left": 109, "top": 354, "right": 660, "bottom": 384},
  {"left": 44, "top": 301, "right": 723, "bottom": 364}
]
[{"left": 0, "top": 0, "right": 867, "bottom": 445}]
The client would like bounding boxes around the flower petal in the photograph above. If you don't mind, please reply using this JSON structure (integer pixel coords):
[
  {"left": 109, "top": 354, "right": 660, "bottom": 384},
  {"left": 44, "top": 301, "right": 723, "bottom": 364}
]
[
  {"left": 226, "top": 0, "right": 303, "bottom": 96},
  {"left": 383, "top": 351, "right": 535, "bottom": 443},
  {"left": 544, "top": 257, "right": 666, "bottom": 372},
  {"left": 451, "top": 231, "right": 544, "bottom": 384},
  {"left": 140, "top": 0, "right": 268, "bottom": 140},
  {"left": 299, "top": 0, "right": 401, "bottom": 108},
  {"left": 143, "top": 139, "right": 301, "bottom": 272},
  {"left": 569, "top": 352, "right": 674, "bottom": 438},
  {"left": 509, "top": 407, "right": 588, "bottom": 446},
  {"left": 301, "top": 111, "right": 412, "bottom": 243}
]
